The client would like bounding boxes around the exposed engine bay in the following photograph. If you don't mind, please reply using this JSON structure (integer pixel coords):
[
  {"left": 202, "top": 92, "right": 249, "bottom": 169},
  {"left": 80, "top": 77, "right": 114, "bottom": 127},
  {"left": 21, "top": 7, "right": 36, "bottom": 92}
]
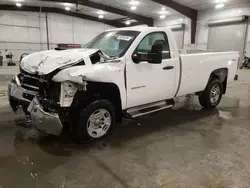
[{"left": 17, "top": 49, "right": 116, "bottom": 114}]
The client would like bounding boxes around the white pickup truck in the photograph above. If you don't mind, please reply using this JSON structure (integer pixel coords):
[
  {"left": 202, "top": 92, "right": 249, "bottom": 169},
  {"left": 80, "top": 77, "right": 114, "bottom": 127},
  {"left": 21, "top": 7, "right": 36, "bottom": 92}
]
[{"left": 8, "top": 27, "right": 239, "bottom": 141}]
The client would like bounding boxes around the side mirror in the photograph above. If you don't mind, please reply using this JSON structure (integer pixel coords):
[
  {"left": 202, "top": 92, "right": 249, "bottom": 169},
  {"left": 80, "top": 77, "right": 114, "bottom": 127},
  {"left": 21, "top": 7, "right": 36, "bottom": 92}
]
[
  {"left": 132, "top": 53, "right": 140, "bottom": 64},
  {"left": 148, "top": 42, "right": 163, "bottom": 64}
]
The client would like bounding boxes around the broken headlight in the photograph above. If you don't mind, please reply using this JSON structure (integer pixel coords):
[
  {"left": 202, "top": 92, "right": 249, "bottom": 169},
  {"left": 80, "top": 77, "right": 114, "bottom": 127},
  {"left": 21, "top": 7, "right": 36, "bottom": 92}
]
[{"left": 60, "top": 81, "right": 78, "bottom": 107}]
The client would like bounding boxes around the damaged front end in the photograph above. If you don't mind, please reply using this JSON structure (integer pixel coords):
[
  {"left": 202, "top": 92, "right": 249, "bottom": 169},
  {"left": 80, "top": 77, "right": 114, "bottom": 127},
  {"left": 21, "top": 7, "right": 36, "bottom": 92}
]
[{"left": 9, "top": 48, "right": 123, "bottom": 136}]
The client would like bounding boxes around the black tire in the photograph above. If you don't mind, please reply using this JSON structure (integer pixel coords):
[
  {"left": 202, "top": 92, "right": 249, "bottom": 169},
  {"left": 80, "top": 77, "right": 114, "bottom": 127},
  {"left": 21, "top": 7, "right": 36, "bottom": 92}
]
[
  {"left": 199, "top": 79, "right": 223, "bottom": 109},
  {"left": 9, "top": 97, "right": 19, "bottom": 113},
  {"left": 73, "top": 100, "right": 116, "bottom": 142}
]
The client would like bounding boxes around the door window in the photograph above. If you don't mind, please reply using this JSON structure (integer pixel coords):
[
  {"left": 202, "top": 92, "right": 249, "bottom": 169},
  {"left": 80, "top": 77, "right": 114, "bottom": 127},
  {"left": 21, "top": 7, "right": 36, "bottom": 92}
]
[{"left": 135, "top": 32, "right": 171, "bottom": 60}]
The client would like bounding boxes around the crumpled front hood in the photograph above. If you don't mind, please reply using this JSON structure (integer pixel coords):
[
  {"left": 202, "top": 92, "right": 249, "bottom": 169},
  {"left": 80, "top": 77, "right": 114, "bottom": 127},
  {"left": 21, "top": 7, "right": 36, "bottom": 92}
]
[{"left": 20, "top": 48, "right": 98, "bottom": 75}]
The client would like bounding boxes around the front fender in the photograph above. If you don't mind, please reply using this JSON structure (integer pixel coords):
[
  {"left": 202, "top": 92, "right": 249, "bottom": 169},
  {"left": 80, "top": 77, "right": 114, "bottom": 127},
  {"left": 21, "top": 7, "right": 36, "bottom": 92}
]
[{"left": 52, "top": 63, "right": 127, "bottom": 109}]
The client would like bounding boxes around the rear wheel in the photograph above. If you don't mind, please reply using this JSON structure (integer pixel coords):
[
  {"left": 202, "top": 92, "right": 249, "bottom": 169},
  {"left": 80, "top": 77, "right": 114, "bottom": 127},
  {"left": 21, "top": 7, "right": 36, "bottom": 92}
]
[
  {"left": 199, "top": 79, "right": 223, "bottom": 109},
  {"left": 73, "top": 100, "right": 116, "bottom": 142}
]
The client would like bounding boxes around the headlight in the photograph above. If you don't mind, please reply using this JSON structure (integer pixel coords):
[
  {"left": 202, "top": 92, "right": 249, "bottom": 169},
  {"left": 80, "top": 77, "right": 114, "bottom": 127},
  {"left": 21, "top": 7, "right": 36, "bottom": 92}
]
[{"left": 11, "top": 76, "right": 21, "bottom": 86}]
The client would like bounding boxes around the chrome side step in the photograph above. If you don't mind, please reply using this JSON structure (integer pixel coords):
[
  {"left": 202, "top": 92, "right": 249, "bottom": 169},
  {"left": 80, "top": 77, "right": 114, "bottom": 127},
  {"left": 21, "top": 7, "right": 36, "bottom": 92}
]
[{"left": 125, "top": 100, "right": 174, "bottom": 118}]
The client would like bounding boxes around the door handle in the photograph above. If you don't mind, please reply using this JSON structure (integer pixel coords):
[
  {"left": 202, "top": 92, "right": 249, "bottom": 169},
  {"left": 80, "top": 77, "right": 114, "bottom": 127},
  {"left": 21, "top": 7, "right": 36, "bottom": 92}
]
[{"left": 163, "top": 66, "right": 174, "bottom": 70}]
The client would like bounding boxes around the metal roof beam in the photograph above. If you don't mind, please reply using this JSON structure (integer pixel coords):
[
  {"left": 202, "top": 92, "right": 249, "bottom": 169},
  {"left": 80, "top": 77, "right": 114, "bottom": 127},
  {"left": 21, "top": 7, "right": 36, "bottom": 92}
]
[
  {"left": 41, "top": 0, "right": 153, "bottom": 26},
  {"left": 0, "top": 4, "right": 124, "bottom": 27},
  {"left": 152, "top": 0, "right": 197, "bottom": 43}
]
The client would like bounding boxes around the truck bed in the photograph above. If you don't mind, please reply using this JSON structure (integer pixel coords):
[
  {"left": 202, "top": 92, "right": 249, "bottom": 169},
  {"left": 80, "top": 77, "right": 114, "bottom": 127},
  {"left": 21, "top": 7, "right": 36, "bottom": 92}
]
[{"left": 175, "top": 51, "right": 239, "bottom": 97}]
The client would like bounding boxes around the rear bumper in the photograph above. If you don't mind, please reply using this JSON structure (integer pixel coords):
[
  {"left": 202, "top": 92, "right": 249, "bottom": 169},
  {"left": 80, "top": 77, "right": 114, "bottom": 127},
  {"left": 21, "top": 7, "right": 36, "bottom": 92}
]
[
  {"left": 28, "top": 97, "right": 63, "bottom": 136},
  {"left": 8, "top": 77, "right": 63, "bottom": 136}
]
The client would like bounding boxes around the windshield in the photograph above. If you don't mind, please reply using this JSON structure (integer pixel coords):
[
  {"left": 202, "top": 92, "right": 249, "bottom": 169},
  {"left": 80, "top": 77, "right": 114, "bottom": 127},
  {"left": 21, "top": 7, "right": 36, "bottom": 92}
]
[{"left": 85, "top": 30, "right": 140, "bottom": 58}]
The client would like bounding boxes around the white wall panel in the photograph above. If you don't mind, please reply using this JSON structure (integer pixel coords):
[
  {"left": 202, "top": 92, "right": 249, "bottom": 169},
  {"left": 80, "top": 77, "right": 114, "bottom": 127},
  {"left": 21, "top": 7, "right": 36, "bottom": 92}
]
[
  {"left": 154, "top": 15, "right": 191, "bottom": 49},
  {"left": 27, "top": 13, "right": 40, "bottom": 28},
  {"left": 0, "top": 11, "right": 116, "bottom": 63},
  {"left": 0, "top": 25, "right": 13, "bottom": 41},
  {"left": 28, "top": 28, "right": 41, "bottom": 43},
  {"left": 6, "top": 43, "right": 29, "bottom": 50},
  {"left": 12, "top": 26, "right": 29, "bottom": 42},
  {"left": 0, "top": 11, "right": 11, "bottom": 24},
  {"left": 196, "top": 3, "right": 250, "bottom": 53},
  {"left": 29, "top": 44, "right": 43, "bottom": 51},
  {"left": 153, "top": 3, "right": 250, "bottom": 52},
  {"left": 12, "top": 13, "right": 27, "bottom": 26}
]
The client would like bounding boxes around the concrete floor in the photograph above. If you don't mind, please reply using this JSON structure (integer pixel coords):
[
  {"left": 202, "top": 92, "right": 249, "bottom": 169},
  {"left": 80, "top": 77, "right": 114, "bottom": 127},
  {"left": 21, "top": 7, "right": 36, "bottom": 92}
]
[{"left": 0, "top": 70, "right": 250, "bottom": 188}]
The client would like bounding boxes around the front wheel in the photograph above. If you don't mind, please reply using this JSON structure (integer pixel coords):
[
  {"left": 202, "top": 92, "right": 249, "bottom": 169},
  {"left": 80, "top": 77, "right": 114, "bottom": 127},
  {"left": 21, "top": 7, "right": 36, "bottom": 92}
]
[
  {"left": 199, "top": 79, "right": 223, "bottom": 109},
  {"left": 73, "top": 100, "right": 116, "bottom": 141}
]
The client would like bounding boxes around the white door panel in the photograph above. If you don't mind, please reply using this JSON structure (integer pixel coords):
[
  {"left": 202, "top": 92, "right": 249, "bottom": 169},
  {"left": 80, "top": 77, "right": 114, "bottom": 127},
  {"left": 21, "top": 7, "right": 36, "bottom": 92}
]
[
  {"left": 126, "top": 59, "right": 176, "bottom": 108},
  {"left": 126, "top": 31, "right": 177, "bottom": 108}
]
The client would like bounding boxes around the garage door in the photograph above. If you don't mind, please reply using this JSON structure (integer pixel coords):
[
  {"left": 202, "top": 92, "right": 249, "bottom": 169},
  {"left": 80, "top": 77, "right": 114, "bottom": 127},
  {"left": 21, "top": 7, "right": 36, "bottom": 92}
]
[
  {"left": 172, "top": 29, "right": 185, "bottom": 49},
  {"left": 208, "top": 22, "right": 247, "bottom": 59}
]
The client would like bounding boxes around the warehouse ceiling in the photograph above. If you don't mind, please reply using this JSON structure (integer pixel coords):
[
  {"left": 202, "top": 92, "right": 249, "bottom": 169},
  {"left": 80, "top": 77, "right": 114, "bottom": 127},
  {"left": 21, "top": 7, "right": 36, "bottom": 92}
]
[
  {"left": 0, "top": 0, "right": 248, "bottom": 27},
  {"left": 0, "top": 0, "right": 248, "bottom": 24}
]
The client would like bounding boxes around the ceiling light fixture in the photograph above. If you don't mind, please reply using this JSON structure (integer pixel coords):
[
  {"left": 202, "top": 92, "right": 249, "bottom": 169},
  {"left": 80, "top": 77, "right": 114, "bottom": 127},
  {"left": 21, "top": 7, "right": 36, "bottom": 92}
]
[
  {"left": 98, "top": 10, "right": 104, "bottom": 14},
  {"left": 99, "top": 14, "right": 104, "bottom": 19},
  {"left": 159, "top": 10, "right": 169, "bottom": 14},
  {"left": 161, "top": 7, "right": 166, "bottom": 10},
  {"left": 65, "top": 7, "right": 70, "bottom": 11},
  {"left": 63, "top": 3, "right": 71, "bottom": 7},
  {"left": 180, "top": 18, "right": 184, "bottom": 21},
  {"left": 215, "top": 3, "right": 225, "bottom": 9},
  {"left": 126, "top": 20, "right": 131, "bottom": 25},
  {"left": 16, "top": 2, "right": 22, "bottom": 7},
  {"left": 130, "top": 6, "right": 137, "bottom": 10},
  {"left": 129, "top": 0, "right": 139, "bottom": 6},
  {"left": 215, "top": 0, "right": 227, "bottom": 3},
  {"left": 159, "top": 15, "right": 166, "bottom": 19}
]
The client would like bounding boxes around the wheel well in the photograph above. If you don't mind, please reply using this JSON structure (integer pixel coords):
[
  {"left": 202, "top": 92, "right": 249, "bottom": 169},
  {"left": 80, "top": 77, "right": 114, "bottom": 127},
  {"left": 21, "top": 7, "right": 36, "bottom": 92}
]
[
  {"left": 209, "top": 68, "right": 228, "bottom": 94},
  {"left": 73, "top": 81, "right": 122, "bottom": 122}
]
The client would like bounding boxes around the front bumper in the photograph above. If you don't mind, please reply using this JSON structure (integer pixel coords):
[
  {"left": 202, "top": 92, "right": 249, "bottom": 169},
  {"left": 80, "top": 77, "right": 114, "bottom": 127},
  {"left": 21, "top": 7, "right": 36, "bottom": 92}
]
[
  {"left": 8, "top": 77, "right": 63, "bottom": 136},
  {"left": 8, "top": 76, "right": 38, "bottom": 103},
  {"left": 28, "top": 97, "right": 63, "bottom": 136}
]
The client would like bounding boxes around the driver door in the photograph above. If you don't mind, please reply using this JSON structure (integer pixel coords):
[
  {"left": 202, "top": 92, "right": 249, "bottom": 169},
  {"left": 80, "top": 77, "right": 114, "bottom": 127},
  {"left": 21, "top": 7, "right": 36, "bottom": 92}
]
[{"left": 126, "top": 32, "right": 176, "bottom": 108}]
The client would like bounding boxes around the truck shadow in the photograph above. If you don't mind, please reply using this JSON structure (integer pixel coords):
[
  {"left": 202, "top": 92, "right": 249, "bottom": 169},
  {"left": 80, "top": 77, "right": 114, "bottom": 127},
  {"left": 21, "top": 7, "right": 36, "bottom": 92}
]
[
  {"left": 35, "top": 95, "right": 224, "bottom": 155},
  {"left": 14, "top": 94, "right": 244, "bottom": 157}
]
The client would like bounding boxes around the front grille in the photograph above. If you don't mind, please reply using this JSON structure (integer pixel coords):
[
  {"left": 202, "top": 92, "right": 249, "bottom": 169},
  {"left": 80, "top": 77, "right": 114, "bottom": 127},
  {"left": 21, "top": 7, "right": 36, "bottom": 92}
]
[
  {"left": 19, "top": 73, "right": 42, "bottom": 92},
  {"left": 19, "top": 68, "right": 61, "bottom": 103}
]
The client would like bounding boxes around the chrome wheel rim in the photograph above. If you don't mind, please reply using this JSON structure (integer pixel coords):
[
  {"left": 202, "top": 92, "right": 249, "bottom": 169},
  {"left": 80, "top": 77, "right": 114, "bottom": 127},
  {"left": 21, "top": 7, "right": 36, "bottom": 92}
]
[
  {"left": 210, "top": 84, "right": 220, "bottom": 104},
  {"left": 87, "top": 109, "right": 111, "bottom": 138}
]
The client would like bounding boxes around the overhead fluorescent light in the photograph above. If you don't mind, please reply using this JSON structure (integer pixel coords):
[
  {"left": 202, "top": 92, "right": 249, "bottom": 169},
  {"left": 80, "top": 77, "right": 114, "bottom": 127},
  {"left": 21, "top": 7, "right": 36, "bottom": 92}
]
[
  {"left": 98, "top": 10, "right": 104, "bottom": 14},
  {"left": 130, "top": 6, "right": 137, "bottom": 10},
  {"left": 63, "top": 3, "right": 71, "bottom": 7},
  {"left": 16, "top": 2, "right": 22, "bottom": 7},
  {"left": 215, "top": 0, "right": 227, "bottom": 3},
  {"left": 99, "top": 14, "right": 104, "bottom": 19},
  {"left": 126, "top": 20, "right": 131, "bottom": 25},
  {"left": 65, "top": 7, "right": 70, "bottom": 11},
  {"left": 215, "top": 3, "right": 225, "bottom": 9},
  {"left": 159, "top": 15, "right": 166, "bottom": 19},
  {"left": 161, "top": 7, "right": 166, "bottom": 11},
  {"left": 159, "top": 10, "right": 169, "bottom": 14}
]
